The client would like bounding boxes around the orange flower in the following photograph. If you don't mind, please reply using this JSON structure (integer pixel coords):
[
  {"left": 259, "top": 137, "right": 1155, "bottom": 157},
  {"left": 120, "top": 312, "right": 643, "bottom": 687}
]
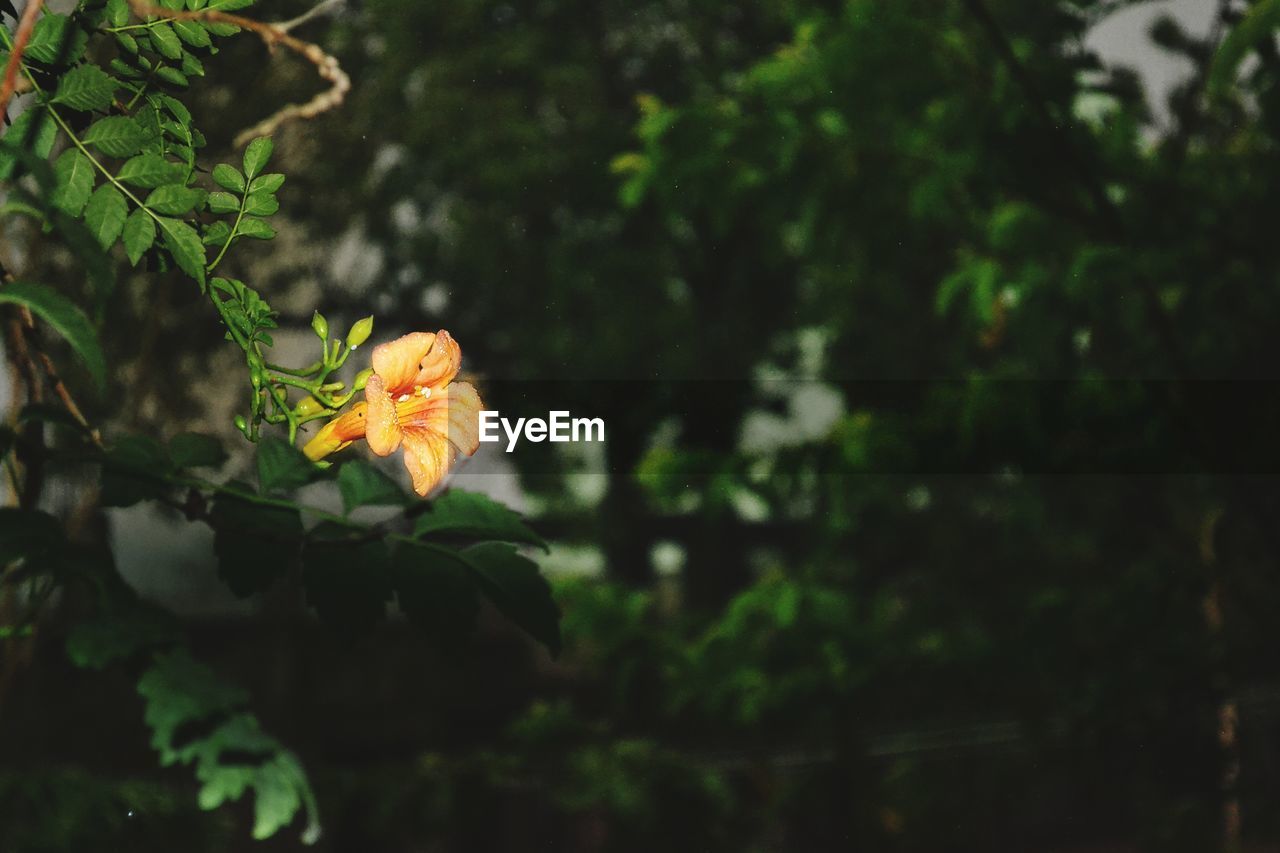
[{"left": 303, "top": 330, "right": 484, "bottom": 496}]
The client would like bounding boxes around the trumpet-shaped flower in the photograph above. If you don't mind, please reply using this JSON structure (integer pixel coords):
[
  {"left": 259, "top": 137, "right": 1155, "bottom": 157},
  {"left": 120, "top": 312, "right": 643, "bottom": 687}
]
[{"left": 303, "top": 330, "right": 484, "bottom": 496}]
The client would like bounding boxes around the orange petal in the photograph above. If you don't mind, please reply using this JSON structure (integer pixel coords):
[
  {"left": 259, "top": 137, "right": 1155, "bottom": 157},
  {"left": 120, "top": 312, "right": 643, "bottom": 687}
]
[
  {"left": 364, "top": 374, "right": 402, "bottom": 456},
  {"left": 371, "top": 332, "right": 436, "bottom": 395},
  {"left": 442, "top": 381, "right": 484, "bottom": 455},
  {"left": 302, "top": 402, "right": 368, "bottom": 461},
  {"left": 400, "top": 429, "right": 457, "bottom": 496},
  {"left": 412, "top": 330, "right": 462, "bottom": 391}
]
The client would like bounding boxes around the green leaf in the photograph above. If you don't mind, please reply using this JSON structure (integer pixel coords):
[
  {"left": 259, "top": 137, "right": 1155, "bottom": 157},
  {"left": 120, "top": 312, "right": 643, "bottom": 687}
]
[
  {"left": 107, "top": 0, "right": 130, "bottom": 27},
  {"left": 149, "top": 21, "right": 183, "bottom": 59},
  {"left": 137, "top": 648, "right": 248, "bottom": 757},
  {"left": 83, "top": 184, "right": 127, "bottom": 249},
  {"left": 256, "top": 437, "right": 316, "bottom": 494},
  {"left": 211, "top": 163, "right": 245, "bottom": 193},
  {"left": 336, "top": 460, "right": 407, "bottom": 513},
  {"left": 66, "top": 601, "right": 178, "bottom": 670},
  {"left": 206, "top": 191, "right": 239, "bottom": 214},
  {"left": 414, "top": 489, "right": 546, "bottom": 549},
  {"left": 0, "top": 281, "right": 107, "bottom": 393},
  {"left": 146, "top": 184, "right": 207, "bottom": 215},
  {"left": 208, "top": 0, "right": 257, "bottom": 8},
  {"left": 464, "top": 542, "right": 561, "bottom": 656},
  {"left": 303, "top": 531, "right": 392, "bottom": 632},
  {"left": 169, "top": 432, "right": 227, "bottom": 469},
  {"left": 242, "top": 137, "right": 273, "bottom": 179},
  {"left": 26, "top": 14, "right": 88, "bottom": 64},
  {"left": 155, "top": 65, "right": 189, "bottom": 87},
  {"left": 0, "top": 108, "right": 57, "bottom": 181},
  {"left": 180, "top": 50, "right": 205, "bottom": 78},
  {"left": 209, "top": 489, "right": 301, "bottom": 596},
  {"left": 117, "top": 153, "right": 186, "bottom": 188},
  {"left": 243, "top": 192, "right": 279, "bottom": 216},
  {"left": 51, "top": 64, "right": 118, "bottom": 112},
  {"left": 101, "top": 434, "right": 172, "bottom": 506},
  {"left": 122, "top": 208, "right": 156, "bottom": 265},
  {"left": 393, "top": 543, "right": 480, "bottom": 646},
  {"left": 202, "top": 219, "right": 231, "bottom": 246},
  {"left": 173, "top": 19, "right": 213, "bottom": 48},
  {"left": 237, "top": 217, "right": 275, "bottom": 239},
  {"left": 249, "top": 173, "right": 285, "bottom": 194},
  {"left": 115, "top": 31, "right": 139, "bottom": 54},
  {"left": 49, "top": 149, "right": 95, "bottom": 216},
  {"left": 82, "top": 115, "right": 150, "bottom": 157},
  {"left": 156, "top": 217, "right": 207, "bottom": 286},
  {"left": 1210, "top": 0, "right": 1280, "bottom": 98}
]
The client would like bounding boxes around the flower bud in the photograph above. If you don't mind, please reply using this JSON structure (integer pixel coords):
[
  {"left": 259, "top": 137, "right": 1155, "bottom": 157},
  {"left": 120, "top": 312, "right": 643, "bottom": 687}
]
[
  {"left": 295, "top": 396, "right": 325, "bottom": 417},
  {"left": 311, "top": 311, "right": 329, "bottom": 341},
  {"left": 233, "top": 414, "right": 248, "bottom": 434},
  {"left": 346, "top": 315, "right": 374, "bottom": 349},
  {"left": 353, "top": 367, "right": 373, "bottom": 391}
]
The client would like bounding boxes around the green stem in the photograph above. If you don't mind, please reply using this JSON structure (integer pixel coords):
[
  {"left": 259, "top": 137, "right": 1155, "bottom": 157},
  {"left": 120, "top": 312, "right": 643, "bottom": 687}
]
[{"left": 207, "top": 190, "right": 246, "bottom": 273}]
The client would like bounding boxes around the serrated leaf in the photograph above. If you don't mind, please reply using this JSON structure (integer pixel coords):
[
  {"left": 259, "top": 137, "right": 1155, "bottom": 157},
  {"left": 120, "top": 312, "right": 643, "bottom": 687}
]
[
  {"left": 82, "top": 115, "right": 150, "bottom": 157},
  {"left": 256, "top": 437, "right": 315, "bottom": 494},
  {"left": 206, "top": 191, "right": 239, "bottom": 214},
  {"left": 26, "top": 14, "right": 88, "bottom": 64},
  {"left": 202, "top": 219, "right": 231, "bottom": 246},
  {"left": 156, "top": 217, "right": 206, "bottom": 286},
  {"left": 414, "top": 489, "right": 546, "bottom": 549},
  {"left": 66, "top": 602, "right": 178, "bottom": 670},
  {"left": 83, "top": 183, "right": 127, "bottom": 249},
  {"left": 303, "top": 531, "right": 392, "bottom": 632},
  {"left": 123, "top": 208, "right": 156, "bottom": 265},
  {"left": 208, "top": 0, "right": 256, "bottom": 11},
  {"left": 209, "top": 488, "right": 302, "bottom": 596},
  {"left": 393, "top": 543, "right": 480, "bottom": 646},
  {"left": 464, "top": 542, "right": 561, "bottom": 656},
  {"left": 211, "top": 163, "right": 245, "bottom": 192},
  {"left": 51, "top": 64, "right": 118, "bottom": 112},
  {"left": 155, "top": 65, "right": 189, "bottom": 87},
  {"left": 157, "top": 94, "right": 192, "bottom": 125},
  {"left": 0, "top": 107, "right": 57, "bottom": 181},
  {"left": 243, "top": 192, "right": 278, "bottom": 216},
  {"left": 146, "top": 184, "right": 206, "bottom": 215},
  {"left": 107, "top": 0, "right": 130, "bottom": 27},
  {"left": 0, "top": 281, "right": 107, "bottom": 393},
  {"left": 249, "top": 173, "right": 285, "bottom": 194},
  {"left": 149, "top": 21, "right": 183, "bottom": 59},
  {"left": 115, "top": 32, "right": 138, "bottom": 54},
  {"left": 49, "top": 148, "right": 95, "bottom": 216},
  {"left": 173, "top": 19, "right": 212, "bottom": 48},
  {"left": 168, "top": 431, "right": 227, "bottom": 469},
  {"left": 242, "top": 137, "right": 273, "bottom": 179},
  {"left": 337, "top": 460, "right": 407, "bottom": 513},
  {"left": 180, "top": 50, "right": 205, "bottom": 78},
  {"left": 117, "top": 153, "right": 186, "bottom": 188},
  {"left": 237, "top": 217, "right": 275, "bottom": 239}
]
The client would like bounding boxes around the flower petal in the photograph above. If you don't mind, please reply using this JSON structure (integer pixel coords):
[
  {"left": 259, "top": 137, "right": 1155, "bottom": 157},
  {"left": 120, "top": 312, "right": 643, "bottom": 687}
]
[
  {"left": 412, "top": 329, "right": 462, "bottom": 391},
  {"left": 371, "top": 332, "right": 436, "bottom": 395},
  {"left": 364, "top": 374, "right": 402, "bottom": 456},
  {"left": 442, "top": 381, "right": 483, "bottom": 455},
  {"left": 302, "top": 402, "right": 368, "bottom": 461},
  {"left": 400, "top": 428, "right": 456, "bottom": 497}
]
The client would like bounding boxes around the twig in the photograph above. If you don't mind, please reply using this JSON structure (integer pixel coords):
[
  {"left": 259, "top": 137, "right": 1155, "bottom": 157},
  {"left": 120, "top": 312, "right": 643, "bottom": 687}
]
[
  {"left": 277, "top": 0, "right": 345, "bottom": 34},
  {"left": 0, "top": 0, "right": 45, "bottom": 122},
  {"left": 125, "top": 0, "right": 350, "bottom": 147}
]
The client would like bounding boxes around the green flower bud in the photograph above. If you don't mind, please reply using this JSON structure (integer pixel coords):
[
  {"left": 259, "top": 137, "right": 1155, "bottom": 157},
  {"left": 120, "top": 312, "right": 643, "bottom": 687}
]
[
  {"left": 353, "top": 367, "right": 373, "bottom": 391},
  {"left": 233, "top": 414, "right": 248, "bottom": 434},
  {"left": 311, "top": 311, "right": 329, "bottom": 341},
  {"left": 295, "top": 396, "right": 325, "bottom": 417},
  {"left": 346, "top": 315, "right": 374, "bottom": 349}
]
